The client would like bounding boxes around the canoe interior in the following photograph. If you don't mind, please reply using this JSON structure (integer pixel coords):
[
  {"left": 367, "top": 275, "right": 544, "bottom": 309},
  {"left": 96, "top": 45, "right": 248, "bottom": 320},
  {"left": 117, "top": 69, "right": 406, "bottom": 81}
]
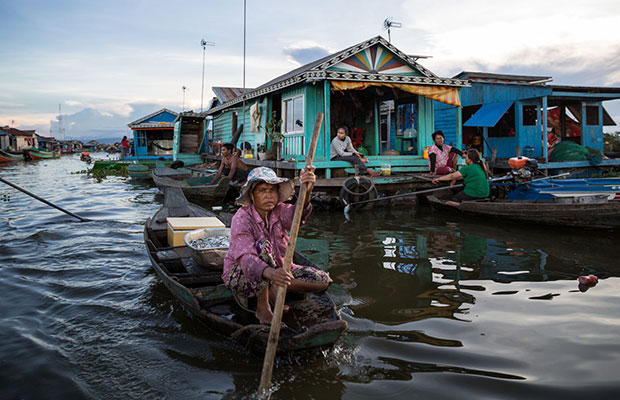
[{"left": 144, "top": 187, "right": 346, "bottom": 352}]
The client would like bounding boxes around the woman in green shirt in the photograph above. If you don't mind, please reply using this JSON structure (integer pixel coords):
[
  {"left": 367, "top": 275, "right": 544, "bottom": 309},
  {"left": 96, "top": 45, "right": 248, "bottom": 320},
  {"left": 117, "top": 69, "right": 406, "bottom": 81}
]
[{"left": 432, "top": 149, "right": 489, "bottom": 206}]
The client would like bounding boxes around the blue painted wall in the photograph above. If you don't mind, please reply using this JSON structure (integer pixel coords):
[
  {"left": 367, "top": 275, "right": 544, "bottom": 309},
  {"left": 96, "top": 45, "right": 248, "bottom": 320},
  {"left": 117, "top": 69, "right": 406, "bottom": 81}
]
[{"left": 433, "top": 102, "right": 459, "bottom": 147}]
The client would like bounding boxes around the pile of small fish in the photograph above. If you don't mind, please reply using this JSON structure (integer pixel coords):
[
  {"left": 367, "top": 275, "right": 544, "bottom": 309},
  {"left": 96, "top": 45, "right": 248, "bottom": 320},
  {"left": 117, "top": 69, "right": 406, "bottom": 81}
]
[{"left": 189, "top": 235, "right": 230, "bottom": 249}]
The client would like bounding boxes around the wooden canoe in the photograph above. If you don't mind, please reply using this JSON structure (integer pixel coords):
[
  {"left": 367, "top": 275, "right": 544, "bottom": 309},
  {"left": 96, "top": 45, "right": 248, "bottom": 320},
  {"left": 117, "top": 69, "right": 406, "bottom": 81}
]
[
  {"left": 152, "top": 172, "right": 230, "bottom": 203},
  {"left": 28, "top": 149, "right": 61, "bottom": 160},
  {"left": 0, "top": 150, "right": 24, "bottom": 162},
  {"left": 428, "top": 194, "right": 620, "bottom": 229},
  {"left": 126, "top": 163, "right": 151, "bottom": 180},
  {"left": 144, "top": 187, "right": 347, "bottom": 353}
]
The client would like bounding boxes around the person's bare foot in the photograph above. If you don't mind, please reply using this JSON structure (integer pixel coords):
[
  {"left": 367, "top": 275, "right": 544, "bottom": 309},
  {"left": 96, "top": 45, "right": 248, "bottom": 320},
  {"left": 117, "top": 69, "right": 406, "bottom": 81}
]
[
  {"left": 255, "top": 305, "right": 274, "bottom": 325},
  {"left": 268, "top": 286, "right": 290, "bottom": 312},
  {"left": 368, "top": 169, "right": 381, "bottom": 177},
  {"left": 445, "top": 200, "right": 460, "bottom": 207}
]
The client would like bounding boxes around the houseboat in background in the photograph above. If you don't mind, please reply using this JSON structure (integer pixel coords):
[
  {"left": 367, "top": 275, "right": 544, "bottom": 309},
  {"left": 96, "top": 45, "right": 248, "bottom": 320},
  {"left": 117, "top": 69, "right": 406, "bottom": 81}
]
[
  {"left": 172, "top": 111, "right": 211, "bottom": 166},
  {"left": 126, "top": 108, "right": 178, "bottom": 162},
  {"left": 205, "top": 36, "right": 469, "bottom": 204},
  {"left": 434, "top": 72, "right": 620, "bottom": 174}
]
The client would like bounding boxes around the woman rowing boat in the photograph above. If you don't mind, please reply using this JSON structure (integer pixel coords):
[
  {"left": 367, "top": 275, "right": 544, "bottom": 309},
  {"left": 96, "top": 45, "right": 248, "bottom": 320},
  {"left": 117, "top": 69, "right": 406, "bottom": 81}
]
[{"left": 222, "top": 167, "right": 331, "bottom": 324}]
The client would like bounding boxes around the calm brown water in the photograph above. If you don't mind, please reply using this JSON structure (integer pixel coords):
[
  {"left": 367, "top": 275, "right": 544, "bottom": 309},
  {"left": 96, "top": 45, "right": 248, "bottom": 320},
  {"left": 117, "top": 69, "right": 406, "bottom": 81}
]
[{"left": 1, "top": 154, "right": 620, "bottom": 399}]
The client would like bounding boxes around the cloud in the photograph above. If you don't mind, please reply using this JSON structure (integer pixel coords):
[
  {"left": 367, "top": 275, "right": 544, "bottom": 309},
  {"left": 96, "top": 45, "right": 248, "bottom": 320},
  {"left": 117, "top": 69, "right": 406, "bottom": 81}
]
[{"left": 283, "top": 41, "right": 332, "bottom": 66}]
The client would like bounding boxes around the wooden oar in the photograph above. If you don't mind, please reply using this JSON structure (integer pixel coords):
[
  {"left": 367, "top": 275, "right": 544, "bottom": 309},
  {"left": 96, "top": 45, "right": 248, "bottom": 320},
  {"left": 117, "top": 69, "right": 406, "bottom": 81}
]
[
  {"left": 258, "top": 112, "right": 324, "bottom": 398},
  {"left": 0, "top": 176, "right": 89, "bottom": 222}
]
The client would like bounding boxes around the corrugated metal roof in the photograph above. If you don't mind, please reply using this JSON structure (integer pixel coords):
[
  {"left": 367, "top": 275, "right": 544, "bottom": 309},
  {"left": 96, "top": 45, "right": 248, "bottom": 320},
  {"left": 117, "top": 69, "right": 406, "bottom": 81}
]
[
  {"left": 454, "top": 71, "right": 552, "bottom": 85},
  {"left": 212, "top": 87, "right": 253, "bottom": 103},
  {"left": 1, "top": 127, "right": 36, "bottom": 136},
  {"left": 549, "top": 85, "right": 620, "bottom": 95}
]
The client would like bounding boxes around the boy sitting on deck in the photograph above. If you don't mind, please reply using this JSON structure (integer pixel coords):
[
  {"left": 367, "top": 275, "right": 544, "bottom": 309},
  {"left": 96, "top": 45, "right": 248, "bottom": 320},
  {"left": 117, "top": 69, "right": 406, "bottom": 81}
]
[
  {"left": 330, "top": 126, "right": 380, "bottom": 176},
  {"left": 212, "top": 143, "right": 250, "bottom": 185}
]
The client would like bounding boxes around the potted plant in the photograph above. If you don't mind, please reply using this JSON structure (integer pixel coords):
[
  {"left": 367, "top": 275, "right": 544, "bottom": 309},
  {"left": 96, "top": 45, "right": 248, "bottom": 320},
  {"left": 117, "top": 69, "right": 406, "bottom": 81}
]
[
  {"left": 256, "top": 143, "right": 268, "bottom": 160},
  {"left": 258, "top": 111, "right": 283, "bottom": 160}
]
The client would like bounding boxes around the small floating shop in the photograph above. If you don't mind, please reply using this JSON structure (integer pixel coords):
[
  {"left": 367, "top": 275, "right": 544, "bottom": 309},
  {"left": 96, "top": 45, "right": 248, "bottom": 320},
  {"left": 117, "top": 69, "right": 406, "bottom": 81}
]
[{"left": 204, "top": 36, "right": 469, "bottom": 207}]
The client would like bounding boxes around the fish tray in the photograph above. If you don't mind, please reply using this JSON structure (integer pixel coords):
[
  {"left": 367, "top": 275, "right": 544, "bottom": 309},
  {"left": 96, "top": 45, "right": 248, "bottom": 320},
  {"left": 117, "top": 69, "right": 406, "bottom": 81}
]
[{"left": 184, "top": 227, "right": 230, "bottom": 270}]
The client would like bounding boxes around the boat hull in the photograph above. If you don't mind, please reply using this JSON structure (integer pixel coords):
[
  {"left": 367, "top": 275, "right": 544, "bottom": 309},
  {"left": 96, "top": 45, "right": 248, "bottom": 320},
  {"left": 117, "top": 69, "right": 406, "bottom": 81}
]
[
  {"left": 428, "top": 195, "right": 620, "bottom": 229},
  {"left": 28, "top": 149, "right": 61, "bottom": 160},
  {"left": 144, "top": 188, "right": 346, "bottom": 353},
  {"left": 0, "top": 150, "right": 23, "bottom": 162},
  {"left": 152, "top": 172, "right": 229, "bottom": 203}
]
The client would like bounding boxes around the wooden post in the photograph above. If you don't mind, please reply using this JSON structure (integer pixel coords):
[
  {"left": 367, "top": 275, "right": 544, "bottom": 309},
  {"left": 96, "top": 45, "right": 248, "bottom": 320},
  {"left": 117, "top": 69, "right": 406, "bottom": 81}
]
[{"left": 257, "top": 112, "right": 324, "bottom": 398}]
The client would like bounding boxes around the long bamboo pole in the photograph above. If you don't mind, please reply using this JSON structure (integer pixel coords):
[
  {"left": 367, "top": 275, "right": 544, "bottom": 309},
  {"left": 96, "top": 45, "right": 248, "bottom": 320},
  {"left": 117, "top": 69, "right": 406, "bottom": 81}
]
[
  {"left": 0, "top": 176, "right": 89, "bottom": 222},
  {"left": 257, "top": 112, "right": 324, "bottom": 398}
]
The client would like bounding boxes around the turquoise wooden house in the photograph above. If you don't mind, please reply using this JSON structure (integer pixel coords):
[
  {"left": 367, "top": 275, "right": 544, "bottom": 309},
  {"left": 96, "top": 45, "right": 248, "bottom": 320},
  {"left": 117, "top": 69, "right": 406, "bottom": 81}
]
[
  {"left": 435, "top": 72, "right": 620, "bottom": 169},
  {"left": 206, "top": 36, "right": 468, "bottom": 179},
  {"left": 172, "top": 112, "right": 212, "bottom": 166},
  {"left": 127, "top": 108, "right": 178, "bottom": 160}
]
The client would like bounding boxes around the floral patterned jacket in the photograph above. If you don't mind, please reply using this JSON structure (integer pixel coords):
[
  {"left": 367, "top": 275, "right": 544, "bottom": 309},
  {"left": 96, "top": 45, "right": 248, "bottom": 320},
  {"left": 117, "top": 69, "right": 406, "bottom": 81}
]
[{"left": 223, "top": 202, "right": 312, "bottom": 284}]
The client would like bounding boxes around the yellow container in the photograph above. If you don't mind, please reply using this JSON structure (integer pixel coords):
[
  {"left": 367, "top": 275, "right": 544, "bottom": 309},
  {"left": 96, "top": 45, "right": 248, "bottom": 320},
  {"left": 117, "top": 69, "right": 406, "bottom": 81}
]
[
  {"left": 381, "top": 163, "right": 391, "bottom": 176},
  {"left": 423, "top": 146, "right": 430, "bottom": 159},
  {"left": 166, "top": 217, "right": 225, "bottom": 247}
]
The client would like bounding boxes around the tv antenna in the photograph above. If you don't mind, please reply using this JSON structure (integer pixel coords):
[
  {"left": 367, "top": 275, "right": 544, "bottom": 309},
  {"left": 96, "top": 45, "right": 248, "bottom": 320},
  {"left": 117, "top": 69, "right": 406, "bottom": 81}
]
[
  {"left": 383, "top": 17, "right": 402, "bottom": 43},
  {"left": 200, "top": 39, "right": 215, "bottom": 113}
]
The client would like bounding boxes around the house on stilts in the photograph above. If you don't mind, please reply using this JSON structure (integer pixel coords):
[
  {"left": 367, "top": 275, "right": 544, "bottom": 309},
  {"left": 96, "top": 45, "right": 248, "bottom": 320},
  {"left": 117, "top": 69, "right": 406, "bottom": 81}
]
[{"left": 205, "top": 36, "right": 469, "bottom": 203}]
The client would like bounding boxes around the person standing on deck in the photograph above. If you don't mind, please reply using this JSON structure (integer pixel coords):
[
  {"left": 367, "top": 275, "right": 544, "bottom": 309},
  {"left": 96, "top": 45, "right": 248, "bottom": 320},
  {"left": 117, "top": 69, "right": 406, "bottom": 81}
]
[
  {"left": 432, "top": 149, "right": 489, "bottom": 206},
  {"left": 428, "top": 130, "right": 463, "bottom": 175},
  {"left": 212, "top": 143, "right": 250, "bottom": 185},
  {"left": 120, "top": 136, "right": 129, "bottom": 158},
  {"left": 330, "top": 126, "right": 380, "bottom": 176},
  {"left": 223, "top": 167, "right": 332, "bottom": 324}
]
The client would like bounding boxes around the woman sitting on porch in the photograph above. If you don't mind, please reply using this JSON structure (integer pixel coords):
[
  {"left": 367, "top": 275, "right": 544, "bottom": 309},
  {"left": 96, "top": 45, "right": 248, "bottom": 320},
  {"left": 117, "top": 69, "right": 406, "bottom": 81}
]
[
  {"left": 428, "top": 130, "right": 463, "bottom": 175},
  {"left": 431, "top": 149, "right": 489, "bottom": 206},
  {"left": 330, "top": 126, "right": 380, "bottom": 176}
]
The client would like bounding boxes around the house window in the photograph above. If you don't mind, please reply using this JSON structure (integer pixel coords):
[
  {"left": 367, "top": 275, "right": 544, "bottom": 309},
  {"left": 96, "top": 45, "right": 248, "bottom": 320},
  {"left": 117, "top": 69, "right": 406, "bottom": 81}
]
[
  {"left": 282, "top": 95, "right": 304, "bottom": 134},
  {"left": 586, "top": 106, "right": 599, "bottom": 125},
  {"left": 488, "top": 105, "right": 515, "bottom": 138},
  {"left": 522, "top": 105, "right": 537, "bottom": 126}
]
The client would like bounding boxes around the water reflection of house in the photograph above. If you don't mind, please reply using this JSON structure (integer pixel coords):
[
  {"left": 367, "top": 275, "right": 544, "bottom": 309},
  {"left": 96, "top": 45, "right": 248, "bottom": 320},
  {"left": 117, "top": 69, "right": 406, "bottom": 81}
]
[
  {"left": 435, "top": 72, "right": 620, "bottom": 171},
  {"left": 127, "top": 108, "right": 178, "bottom": 160},
  {"left": 206, "top": 36, "right": 467, "bottom": 186}
]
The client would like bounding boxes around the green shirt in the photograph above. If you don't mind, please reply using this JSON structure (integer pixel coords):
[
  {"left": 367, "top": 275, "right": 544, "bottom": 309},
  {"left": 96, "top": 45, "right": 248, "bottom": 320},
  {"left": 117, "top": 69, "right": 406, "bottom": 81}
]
[{"left": 459, "top": 164, "right": 489, "bottom": 198}]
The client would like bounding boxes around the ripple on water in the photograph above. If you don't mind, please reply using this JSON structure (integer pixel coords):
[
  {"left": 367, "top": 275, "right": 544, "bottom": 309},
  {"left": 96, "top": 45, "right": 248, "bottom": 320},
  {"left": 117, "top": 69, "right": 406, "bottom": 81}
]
[{"left": 2, "top": 156, "right": 620, "bottom": 399}]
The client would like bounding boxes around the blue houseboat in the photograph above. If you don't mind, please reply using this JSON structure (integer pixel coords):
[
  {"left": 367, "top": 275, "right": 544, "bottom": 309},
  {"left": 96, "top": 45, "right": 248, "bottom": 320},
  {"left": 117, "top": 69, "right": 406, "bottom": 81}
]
[
  {"left": 126, "top": 108, "right": 178, "bottom": 161},
  {"left": 434, "top": 72, "right": 620, "bottom": 172},
  {"left": 205, "top": 36, "right": 469, "bottom": 199}
]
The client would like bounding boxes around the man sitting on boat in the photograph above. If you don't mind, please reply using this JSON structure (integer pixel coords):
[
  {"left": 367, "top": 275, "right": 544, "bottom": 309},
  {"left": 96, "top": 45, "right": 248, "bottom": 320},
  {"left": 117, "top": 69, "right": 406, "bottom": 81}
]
[
  {"left": 428, "top": 130, "right": 463, "bottom": 175},
  {"left": 223, "top": 167, "right": 331, "bottom": 324},
  {"left": 212, "top": 143, "right": 250, "bottom": 185},
  {"left": 432, "top": 149, "right": 489, "bottom": 206},
  {"left": 330, "top": 126, "right": 380, "bottom": 176}
]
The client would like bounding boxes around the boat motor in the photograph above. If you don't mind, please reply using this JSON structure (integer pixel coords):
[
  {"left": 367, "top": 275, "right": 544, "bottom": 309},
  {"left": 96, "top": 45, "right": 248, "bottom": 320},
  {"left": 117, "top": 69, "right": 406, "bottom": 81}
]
[{"left": 508, "top": 156, "right": 538, "bottom": 182}]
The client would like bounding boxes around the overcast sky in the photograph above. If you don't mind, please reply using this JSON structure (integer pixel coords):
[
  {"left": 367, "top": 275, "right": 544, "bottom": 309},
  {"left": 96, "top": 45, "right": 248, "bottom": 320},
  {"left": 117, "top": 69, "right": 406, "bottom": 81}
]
[{"left": 1, "top": 0, "right": 619, "bottom": 136}]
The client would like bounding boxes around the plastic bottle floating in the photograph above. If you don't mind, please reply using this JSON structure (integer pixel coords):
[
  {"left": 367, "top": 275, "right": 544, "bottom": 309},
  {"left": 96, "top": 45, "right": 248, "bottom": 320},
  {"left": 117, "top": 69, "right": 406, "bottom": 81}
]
[{"left": 578, "top": 275, "right": 599, "bottom": 292}]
